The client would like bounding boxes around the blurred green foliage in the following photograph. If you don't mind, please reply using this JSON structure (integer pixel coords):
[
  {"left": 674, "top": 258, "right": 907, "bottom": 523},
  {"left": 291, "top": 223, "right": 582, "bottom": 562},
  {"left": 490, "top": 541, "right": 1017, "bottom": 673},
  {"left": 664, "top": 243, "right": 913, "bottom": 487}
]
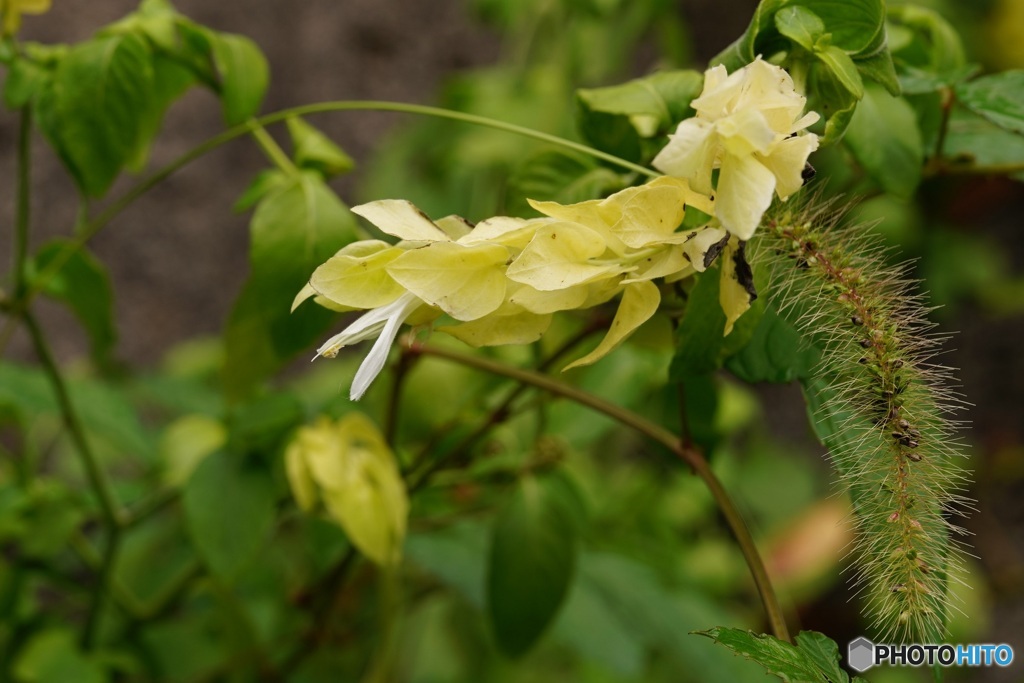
[{"left": 1, "top": 0, "right": 1020, "bottom": 681}]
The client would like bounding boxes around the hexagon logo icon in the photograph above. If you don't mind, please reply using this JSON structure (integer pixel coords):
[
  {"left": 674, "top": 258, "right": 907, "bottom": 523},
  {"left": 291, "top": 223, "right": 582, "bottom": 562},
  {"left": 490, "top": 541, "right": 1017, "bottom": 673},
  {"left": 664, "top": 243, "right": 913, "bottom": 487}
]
[{"left": 848, "top": 637, "right": 875, "bottom": 672}]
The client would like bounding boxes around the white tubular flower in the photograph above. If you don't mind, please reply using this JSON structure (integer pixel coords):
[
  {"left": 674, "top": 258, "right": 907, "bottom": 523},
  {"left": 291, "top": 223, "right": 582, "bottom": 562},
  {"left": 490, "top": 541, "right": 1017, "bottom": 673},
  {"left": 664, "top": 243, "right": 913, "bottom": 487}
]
[
  {"left": 652, "top": 57, "right": 820, "bottom": 240},
  {"left": 314, "top": 292, "right": 422, "bottom": 401}
]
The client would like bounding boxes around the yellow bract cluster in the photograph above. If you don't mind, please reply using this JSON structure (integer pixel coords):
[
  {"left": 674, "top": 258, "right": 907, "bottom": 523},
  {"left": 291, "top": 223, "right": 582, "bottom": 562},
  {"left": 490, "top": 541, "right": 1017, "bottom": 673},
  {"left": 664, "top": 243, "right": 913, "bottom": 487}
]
[
  {"left": 297, "top": 178, "right": 751, "bottom": 400},
  {"left": 299, "top": 59, "right": 819, "bottom": 401},
  {"left": 285, "top": 413, "right": 408, "bottom": 567}
]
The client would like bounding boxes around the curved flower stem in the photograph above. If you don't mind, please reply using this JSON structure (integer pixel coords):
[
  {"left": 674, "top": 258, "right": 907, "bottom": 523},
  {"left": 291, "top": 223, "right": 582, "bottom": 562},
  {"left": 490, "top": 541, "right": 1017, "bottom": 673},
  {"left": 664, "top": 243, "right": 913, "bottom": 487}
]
[
  {"left": 17, "top": 100, "right": 657, "bottom": 314},
  {"left": 409, "top": 342, "right": 791, "bottom": 643}
]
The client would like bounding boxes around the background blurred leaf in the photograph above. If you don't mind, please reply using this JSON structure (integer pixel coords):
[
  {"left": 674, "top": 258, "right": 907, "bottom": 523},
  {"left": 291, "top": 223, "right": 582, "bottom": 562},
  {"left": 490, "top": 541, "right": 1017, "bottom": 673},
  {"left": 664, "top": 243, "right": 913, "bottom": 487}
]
[
  {"left": 505, "top": 149, "right": 625, "bottom": 216},
  {"left": 13, "top": 629, "right": 107, "bottom": 683},
  {"left": 209, "top": 32, "right": 268, "bottom": 125},
  {"left": 286, "top": 116, "right": 355, "bottom": 178},
  {"left": 35, "top": 33, "right": 155, "bottom": 197},
  {"left": 487, "top": 473, "right": 578, "bottom": 657},
  {"left": 0, "top": 362, "right": 154, "bottom": 458},
  {"left": 942, "top": 105, "right": 1024, "bottom": 171},
  {"left": 844, "top": 84, "right": 923, "bottom": 197},
  {"left": 955, "top": 70, "right": 1024, "bottom": 135},
  {"left": 575, "top": 69, "right": 703, "bottom": 162},
  {"left": 30, "top": 241, "right": 116, "bottom": 364},
  {"left": 223, "top": 171, "right": 358, "bottom": 400},
  {"left": 182, "top": 450, "right": 275, "bottom": 581}
]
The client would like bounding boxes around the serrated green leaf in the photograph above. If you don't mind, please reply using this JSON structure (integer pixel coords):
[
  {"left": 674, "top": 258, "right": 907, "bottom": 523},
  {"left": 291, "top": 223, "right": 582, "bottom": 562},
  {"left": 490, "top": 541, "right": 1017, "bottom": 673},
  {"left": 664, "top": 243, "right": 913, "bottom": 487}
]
[
  {"left": 286, "top": 117, "right": 355, "bottom": 178},
  {"left": 223, "top": 172, "right": 358, "bottom": 401},
  {"left": 506, "top": 150, "right": 625, "bottom": 217},
  {"left": 941, "top": 105, "right": 1024, "bottom": 173},
  {"left": 30, "top": 241, "right": 116, "bottom": 363},
  {"left": 209, "top": 31, "right": 267, "bottom": 125},
  {"left": 844, "top": 84, "right": 923, "bottom": 197},
  {"left": 35, "top": 33, "right": 156, "bottom": 197},
  {"left": 726, "top": 307, "right": 820, "bottom": 383},
  {"left": 774, "top": 6, "right": 824, "bottom": 52},
  {"left": 695, "top": 627, "right": 829, "bottom": 683},
  {"left": 182, "top": 450, "right": 275, "bottom": 581},
  {"left": 796, "top": 631, "right": 850, "bottom": 683},
  {"left": 487, "top": 474, "right": 578, "bottom": 657},
  {"left": 955, "top": 71, "right": 1024, "bottom": 136}
]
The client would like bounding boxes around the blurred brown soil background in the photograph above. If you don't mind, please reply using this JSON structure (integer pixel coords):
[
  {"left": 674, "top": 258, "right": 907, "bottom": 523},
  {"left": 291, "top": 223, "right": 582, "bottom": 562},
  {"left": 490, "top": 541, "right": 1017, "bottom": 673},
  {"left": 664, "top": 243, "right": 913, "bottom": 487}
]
[{"left": 1, "top": 1, "right": 1022, "bottom": 680}]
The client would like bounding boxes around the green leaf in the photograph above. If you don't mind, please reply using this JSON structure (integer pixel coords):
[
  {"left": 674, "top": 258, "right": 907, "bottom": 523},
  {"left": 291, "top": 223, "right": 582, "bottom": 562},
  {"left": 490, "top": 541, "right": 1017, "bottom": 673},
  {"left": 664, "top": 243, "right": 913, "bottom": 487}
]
[
  {"left": 182, "top": 450, "right": 275, "bottom": 581},
  {"left": 127, "top": 53, "right": 196, "bottom": 170},
  {"left": 13, "top": 630, "right": 106, "bottom": 683},
  {"left": 669, "top": 265, "right": 763, "bottom": 380},
  {"left": 0, "top": 362, "right": 154, "bottom": 458},
  {"left": 3, "top": 57, "right": 50, "bottom": 108},
  {"left": 888, "top": 5, "right": 966, "bottom": 80},
  {"left": 233, "top": 169, "right": 290, "bottom": 213},
  {"left": 505, "top": 150, "right": 625, "bottom": 217},
  {"left": 35, "top": 33, "right": 156, "bottom": 197},
  {"left": 818, "top": 45, "right": 864, "bottom": 99},
  {"left": 227, "top": 393, "right": 304, "bottom": 457},
  {"left": 487, "top": 474, "right": 578, "bottom": 657},
  {"left": 774, "top": 6, "right": 824, "bottom": 52},
  {"left": 955, "top": 71, "right": 1024, "bottom": 136},
  {"left": 209, "top": 31, "right": 268, "bottom": 125},
  {"left": 694, "top": 627, "right": 829, "bottom": 683},
  {"left": 567, "top": 553, "right": 760, "bottom": 679},
  {"left": 714, "top": 0, "right": 888, "bottom": 69},
  {"left": 286, "top": 117, "right": 355, "bottom": 178},
  {"left": 576, "top": 69, "right": 704, "bottom": 161},
  {"left": 223, "top": 171, "right": 358, "bottom": 401},
  {"left": 30, "top": 240, "right": 116, "bottom": 363},
  {"left": 856, "top": 50, "right": 901, "bottom": 96},
  {"left": 844, "top": 84, "right": 923, "bottom": 197},
  {"left": 726, "top": 308, "right": 820, "bottom": 383},
  {"left": 941, "top": 105, "right": 1024, "bottom": 173},
  {"left": 796, "top": 631, "right": 850, "bottom": 683}
]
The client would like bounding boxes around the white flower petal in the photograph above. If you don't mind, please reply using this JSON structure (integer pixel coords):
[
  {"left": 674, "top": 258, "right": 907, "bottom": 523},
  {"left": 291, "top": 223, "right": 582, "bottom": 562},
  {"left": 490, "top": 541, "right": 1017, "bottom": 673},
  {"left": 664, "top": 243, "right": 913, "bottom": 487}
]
[
  {"left": 717, "top": 107, "right": 777, "bottom": 157},
  {"left": 349, "top": 293, "right": 421, "bottom": 400},
  {"left": 759, "top": 134, "right": 819, "bottom": 200},
  {"left": 716, "top": 153, "right": 776, "bottom": 240},
  {"left": 652, "top": 119, "right": 717, "bottom": 194}
]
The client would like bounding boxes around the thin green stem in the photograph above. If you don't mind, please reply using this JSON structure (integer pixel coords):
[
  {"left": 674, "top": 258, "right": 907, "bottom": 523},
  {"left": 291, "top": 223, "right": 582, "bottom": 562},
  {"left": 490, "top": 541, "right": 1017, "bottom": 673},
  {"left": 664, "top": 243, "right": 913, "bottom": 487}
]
[
  {"left": 248, "top": 119, "right": 299, "bottom": 176},
  {"left": 23, "top": 312, "right": 122, "bottom": 528},
  {"left": 385, "top": 349, "right": 417, "bottom": 449},
  {"left": 409, "top": 342, "right": 791, "bottom": 643},
  {"left": 406, "top": 322, "right": 600, "bottom": 493},
  {"left": 81, "top": 528, "right": 123, "bottom": 648},
  {"left": 280, "top": 547, "right": 359, "bottom": 674},
  {"left": 17, "top": 100, "right": 656, "bottom": 314},
  {"left": 13, "top": 105, "right": 32, "bottom": 296}
]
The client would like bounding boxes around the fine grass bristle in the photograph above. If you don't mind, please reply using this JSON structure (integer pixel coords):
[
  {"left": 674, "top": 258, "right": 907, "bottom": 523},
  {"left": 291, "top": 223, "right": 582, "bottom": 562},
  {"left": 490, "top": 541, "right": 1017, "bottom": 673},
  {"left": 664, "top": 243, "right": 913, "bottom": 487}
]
[{"left": 752, "top": 197, "right": 972, "bottom": 643}]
